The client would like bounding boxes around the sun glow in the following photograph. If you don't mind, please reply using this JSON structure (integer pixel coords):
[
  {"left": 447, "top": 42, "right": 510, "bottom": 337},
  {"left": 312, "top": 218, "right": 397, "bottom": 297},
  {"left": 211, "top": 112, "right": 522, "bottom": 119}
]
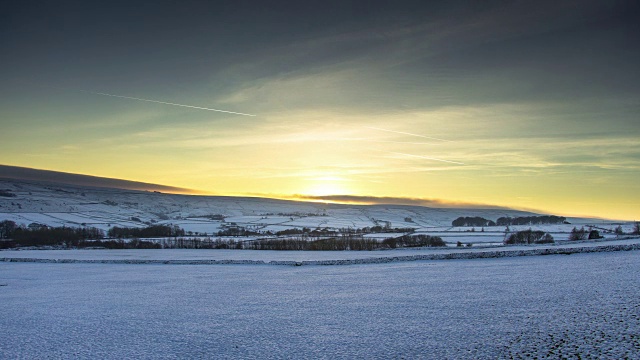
[{"left": 304, "top": 179, "right": 350, "bottom": 197}]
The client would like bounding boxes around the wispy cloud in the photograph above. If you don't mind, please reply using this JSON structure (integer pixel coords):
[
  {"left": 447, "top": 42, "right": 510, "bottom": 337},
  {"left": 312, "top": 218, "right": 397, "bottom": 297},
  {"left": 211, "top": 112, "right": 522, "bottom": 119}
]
[
  {"left": 60, "top": 145, "right": 80, "bottom": 151},
  {"left": 388, "top": 151, "right": 465, "bottom": 165},
  {"left": 364, "top": 126, "right": 453, "bottom": 142},
  {"left": 284, "top": 194, "right": 508, "bottom": 209},
  {"left": 340, "top": 138, "right": 445, "bottom": 146}
]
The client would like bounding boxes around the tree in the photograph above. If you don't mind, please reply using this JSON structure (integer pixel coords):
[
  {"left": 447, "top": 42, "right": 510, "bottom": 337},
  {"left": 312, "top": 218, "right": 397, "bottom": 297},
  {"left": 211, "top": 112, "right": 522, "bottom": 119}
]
[
  {"left": 497, "top": 215, "right": 566, "bottom": 226},
  {"left": 633, "top": 222, "right": 640, "bottom": 235},
  {"left": 569, "top": 227, "right": 587, "bottom": 241},
  {"left": 504, "top": 229, "right": 553, "bottom": 245},
  {"left": 539, "top": 233, "right": 555, "bottom": 244},
  {"left": 452, "top": 217, "right": 496, "bottom": 227},
  {"left": 0, "top": 220, "right": 17, "bottom": 239},
  {"left": 614, "top": 225, "right": 624, "bottom": 236}
]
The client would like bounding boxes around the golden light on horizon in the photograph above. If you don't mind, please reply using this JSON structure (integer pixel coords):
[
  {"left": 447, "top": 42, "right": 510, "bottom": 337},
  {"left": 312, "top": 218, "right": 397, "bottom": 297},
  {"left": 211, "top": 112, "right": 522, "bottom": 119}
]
[
  {"left": 2, "top": 1, "right": 639, "bottom": 222},
  {"left": 304, "top": 177, "right": 352, "bottom": 197}
]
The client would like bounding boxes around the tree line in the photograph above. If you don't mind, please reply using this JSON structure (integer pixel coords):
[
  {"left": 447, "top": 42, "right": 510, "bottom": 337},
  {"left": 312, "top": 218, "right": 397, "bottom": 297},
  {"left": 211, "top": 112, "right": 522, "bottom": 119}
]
[
  {"left": 381, "top": 234, "right": 446, "bottom": 248},
  {"left": 569, "top": 227, "right": 602, "bottom": 241},
  {"left": 108, "top": 225, "right": 185, "bottom": 238},
  {"left": 452, "top": 217, "right": 496, "bottom": 227},
  {"left": 504, "top": 230, "right": 554, "bottom": 245},
  {"left": 247, "top": 234, "right": 445, "bottom": 251},
  {"left": 216, "top": 225, "right": 417, "bottom": 238},
  {"left": 0, "top": 221, "right": 176, "bottom": 249},
  {"left": 0, "top": 221, "right": 437, "bottom": 250},
  {"left": 452, "top": 215, "right": 567, "bottom": 227},
  {"left": 0, "top": 221, "right": 105, "bottom": 248},
  {"left": 217, "top": 227, "right": 260, "bottom": 237},
  {"left": 496, "top": 215, "right": 567, "bottom": 226},
  {"left": 248, "top": 237, "right": 381, "bottom": 251}
]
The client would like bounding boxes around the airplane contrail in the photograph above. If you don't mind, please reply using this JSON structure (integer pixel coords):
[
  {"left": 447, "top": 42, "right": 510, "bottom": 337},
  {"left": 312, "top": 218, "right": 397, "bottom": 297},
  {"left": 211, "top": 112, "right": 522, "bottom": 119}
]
[
  {"left": 390, "top": 151, "right": 465, "bottom": 165},
  {"left": 81, "top": 90, "right": 256, "bottom": 117},
  {"left": 364, "top": 126, "right": 452, "bottom": 142},
  {"left": 340, "top": 138, "right": 445, "bottom": 145}
]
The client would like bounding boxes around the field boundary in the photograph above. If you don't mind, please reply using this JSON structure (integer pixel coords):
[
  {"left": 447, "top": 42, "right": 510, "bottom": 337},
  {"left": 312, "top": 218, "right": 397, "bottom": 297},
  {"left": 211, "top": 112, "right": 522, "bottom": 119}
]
[{"left": 2, "top": 242, "right": 639, "bottom": 266}]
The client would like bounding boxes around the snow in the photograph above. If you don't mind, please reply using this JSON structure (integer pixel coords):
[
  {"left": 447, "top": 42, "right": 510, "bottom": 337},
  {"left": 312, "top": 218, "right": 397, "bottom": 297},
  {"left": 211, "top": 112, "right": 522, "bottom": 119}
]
[
  {"left": 2, "top": 176, "right": 638, "bottom": 357},
  {"left": 1, "top": 179, "right": 635, "bottom": 247},
  {"left": 2, "top": 237, "right": 639, "bottom": 263},
  {"left": 1, "top": 250, "right": 639, "bottom": 358}
]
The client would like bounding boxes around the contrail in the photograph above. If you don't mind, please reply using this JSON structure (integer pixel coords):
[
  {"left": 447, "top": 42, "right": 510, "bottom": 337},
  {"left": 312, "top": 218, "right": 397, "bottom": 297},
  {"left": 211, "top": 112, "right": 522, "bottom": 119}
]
[
  {"left": 81, "top": 90, "right": 256, "bottom": 117},
  {"left": 340, "top": 138, "right": 445, "bottom": 145},
  {"left": 390, "top": 151, "right": 464, "bottom": 165},
  {"left": 364, "top": 126, "right": 452, "bottom": 142}
]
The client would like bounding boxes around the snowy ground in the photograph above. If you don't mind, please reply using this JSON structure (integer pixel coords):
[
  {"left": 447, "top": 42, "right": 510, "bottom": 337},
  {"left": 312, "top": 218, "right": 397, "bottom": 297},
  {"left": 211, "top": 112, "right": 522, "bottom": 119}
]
[
  {"left": 1, "top": 249, "right": 639, "bottom": 359},
  {"left": 5, "top": 179, "right": 633, "bottom": 238},
  {"left": 2, "top": 178, "right": 634, "bottom": 249},
  {"left": 1, "top": 238, "right": 639, "bottom": 263}
]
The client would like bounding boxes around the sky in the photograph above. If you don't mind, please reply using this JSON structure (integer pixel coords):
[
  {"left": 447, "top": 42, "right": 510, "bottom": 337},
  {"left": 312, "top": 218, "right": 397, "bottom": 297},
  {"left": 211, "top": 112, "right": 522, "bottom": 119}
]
[{"left": 1, "top": 0, "right": 639, "bottom": 220}]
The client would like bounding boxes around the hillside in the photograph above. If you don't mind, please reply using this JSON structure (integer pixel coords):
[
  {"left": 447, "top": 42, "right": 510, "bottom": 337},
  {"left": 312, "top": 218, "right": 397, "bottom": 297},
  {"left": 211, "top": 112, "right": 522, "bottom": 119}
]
[{"left": 0, "top": 173, "right": 630, "bottom": 244}]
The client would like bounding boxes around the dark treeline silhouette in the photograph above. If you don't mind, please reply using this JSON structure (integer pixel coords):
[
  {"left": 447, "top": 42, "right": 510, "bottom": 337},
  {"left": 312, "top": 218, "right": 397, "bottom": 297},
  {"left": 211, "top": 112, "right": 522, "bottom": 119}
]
[
  {"left": 0, "top": 220, "right": 105, "bottom": 248},
  {"left": 80, "top": 238, "right": 161, "bottom": 249},
  {"left": 452, "top": 217, "right": 496, "bottom": 227},
  {"left": 569, "top": 227, "right": 602, "bottom": 241},
  {"left": 382, "top": 234, "right": 446, "bottom": 248},
  {"left": 0, "top": 220, "right": 441, "bottom": 251},
  {"left": 159, "top": 237, "right": 244, "bottom": 249},
  {"left": 504, "top": 230, "right": 554, "bottom": 245},
  {"left": 250, "top": 238, "right": 310, "bottom": 250},
  {"left": 246, "top": 234, "right": 444, "bottom": 251},
  {"left": 108, "top": 225, "right": 185, "bottom": 238},
  {"left": 497, "top": 215, "right": 567, "bottom": 226},
  {"left": 452, "top": 215, "right": 567, "bottom": 227},
  {"left": 249, "top": 237, "right": 381, "bottom": 251},
  {"left": 274, "top": 228, "right": 312, "bottom": 236},
  {"left": 217, "top": 227, "right": 260, "bottom": 236},
  {"left": 0, "top": 238, "right": 162, "bottom": 250},
  {"left": 353, "top": 225, "right": 415, "bottom": 234}
]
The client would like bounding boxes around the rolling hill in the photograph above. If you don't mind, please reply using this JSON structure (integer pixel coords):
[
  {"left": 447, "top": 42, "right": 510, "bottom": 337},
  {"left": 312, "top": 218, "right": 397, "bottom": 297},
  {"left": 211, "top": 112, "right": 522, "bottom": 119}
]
[{"left": 0, "top": 166, "right": 627, "bottom": 244}]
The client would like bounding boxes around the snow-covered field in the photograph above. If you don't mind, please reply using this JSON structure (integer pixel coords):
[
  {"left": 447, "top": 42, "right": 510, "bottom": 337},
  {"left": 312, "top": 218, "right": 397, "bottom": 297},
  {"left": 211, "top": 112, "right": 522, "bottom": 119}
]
[
  {"left": 2, "top": 178, "right": 638, "bottom": 358},
  {"left": 1, "top": 249, "right": 639, "bottom": 359},
  {"left": 2, "top": 238, "right": 639, "bottom": 263},
  {"left": 1, "top": 178, "right": 634, "bottom": 246}
]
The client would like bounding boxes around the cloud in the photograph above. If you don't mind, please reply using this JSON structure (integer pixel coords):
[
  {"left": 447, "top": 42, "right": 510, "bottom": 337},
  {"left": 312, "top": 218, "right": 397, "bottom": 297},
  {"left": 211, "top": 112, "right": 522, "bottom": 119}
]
[
  {"left": 387, "top": 151, "right": 465, "bottom": 165},
  {"left": 284, "top": 194, "right": 508, "bottom": 209},
  {"left": 363, "top": 126, "right": 452, "bottom": 142}
]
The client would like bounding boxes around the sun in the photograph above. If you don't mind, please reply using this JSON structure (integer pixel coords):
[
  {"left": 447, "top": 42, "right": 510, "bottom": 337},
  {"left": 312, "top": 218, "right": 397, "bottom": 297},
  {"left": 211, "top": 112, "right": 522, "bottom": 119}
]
[{"left": 305, "top": 178, "right": 350, "bottom": 196}]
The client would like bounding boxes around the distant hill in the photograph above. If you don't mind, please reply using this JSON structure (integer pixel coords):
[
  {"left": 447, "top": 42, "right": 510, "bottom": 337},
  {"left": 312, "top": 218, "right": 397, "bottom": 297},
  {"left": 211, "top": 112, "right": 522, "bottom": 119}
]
[
  {"left": 0, "top": 175, "right": 542, "bottom": 233},
  {"left": 0, "top": 172, "right": 623, "bottom": 243},
  {"left": 0, "top": 165, "right": 194, "bottom": 194}
]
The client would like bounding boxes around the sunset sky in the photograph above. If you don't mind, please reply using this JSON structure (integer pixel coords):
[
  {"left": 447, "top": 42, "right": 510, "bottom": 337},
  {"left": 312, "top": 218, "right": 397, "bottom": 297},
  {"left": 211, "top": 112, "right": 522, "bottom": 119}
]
[{"left": 1, "top": 1, "right": 639, "bottom": 220}]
